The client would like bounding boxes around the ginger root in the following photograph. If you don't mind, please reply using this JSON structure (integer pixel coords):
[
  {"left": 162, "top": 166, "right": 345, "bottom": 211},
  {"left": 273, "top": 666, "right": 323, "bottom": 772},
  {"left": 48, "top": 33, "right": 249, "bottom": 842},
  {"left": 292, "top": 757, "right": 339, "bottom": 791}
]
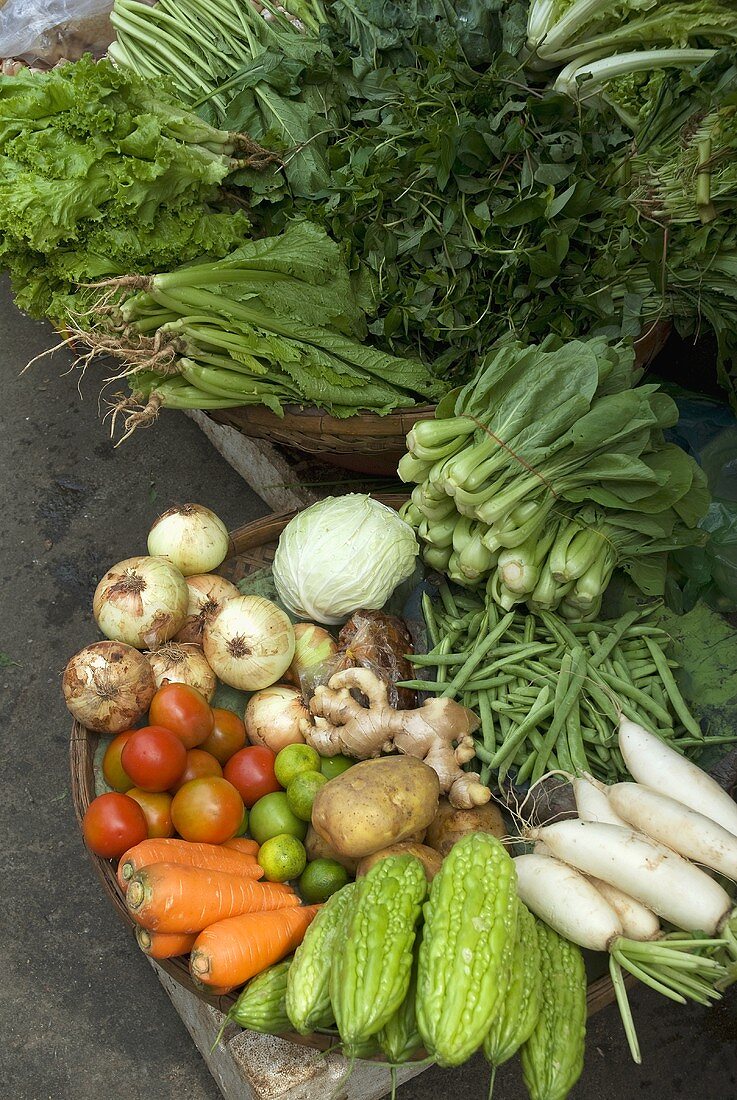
[{"left": 301, "top": 666, "right": 490, "bottom": 810}]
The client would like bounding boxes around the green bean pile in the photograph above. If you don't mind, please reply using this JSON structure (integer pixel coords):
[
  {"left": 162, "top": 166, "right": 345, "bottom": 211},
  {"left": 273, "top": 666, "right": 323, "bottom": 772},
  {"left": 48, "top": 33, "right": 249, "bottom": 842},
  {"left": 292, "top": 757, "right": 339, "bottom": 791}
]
[{"left": 398, "top": 584, "right": 729, "bottom": 786}]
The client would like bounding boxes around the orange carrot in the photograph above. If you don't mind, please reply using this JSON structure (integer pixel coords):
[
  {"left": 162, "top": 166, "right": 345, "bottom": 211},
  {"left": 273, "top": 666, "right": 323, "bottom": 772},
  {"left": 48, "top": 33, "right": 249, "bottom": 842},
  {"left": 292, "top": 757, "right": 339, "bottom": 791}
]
[
  {"left": 125, "top": 863, "right": 298, "bottom": 933},
  {"left": 222, "top": 837, "right": 259, "bottom": 856},
  {"left": 117, "top": 838, "right": 264, "bottom": 892},
  {"left": 190, "top": 905, "right": 321, "bottom": 991},
  {"left": 136, "top": 927, "right": 197, "bottom": 960}
]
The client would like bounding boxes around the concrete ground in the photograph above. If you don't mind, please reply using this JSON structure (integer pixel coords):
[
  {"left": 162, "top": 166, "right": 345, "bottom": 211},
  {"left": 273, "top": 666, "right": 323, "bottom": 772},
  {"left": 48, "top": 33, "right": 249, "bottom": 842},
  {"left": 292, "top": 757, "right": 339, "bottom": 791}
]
[{"left": 2, "top": 275, "right": 736, "bottom": 1100}]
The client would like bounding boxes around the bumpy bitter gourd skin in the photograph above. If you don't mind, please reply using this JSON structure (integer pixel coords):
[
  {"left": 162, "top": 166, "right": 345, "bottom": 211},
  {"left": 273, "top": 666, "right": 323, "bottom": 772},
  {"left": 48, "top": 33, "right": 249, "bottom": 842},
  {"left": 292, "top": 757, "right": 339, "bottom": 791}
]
[
  {"left": 520, "top": 921, "right": 587, "bottom": 1100},
  {"left": 484, "top": 901, "right": 542, "bottom": 1066},
  {"left": 378, "top": 947, "right": 422, "bottom": 1064},
  {"left": 416, "top": 831, "right": 518, "bottom": 1067},
  {"left": 330, "top": 855, "right": 427, "bottom": 1053},
  {"left": 229, "top": 958, "right": 293, "bottom": 1034},
  {"left": 285, "top": 882, "right": 357, "bottom": 1035}
]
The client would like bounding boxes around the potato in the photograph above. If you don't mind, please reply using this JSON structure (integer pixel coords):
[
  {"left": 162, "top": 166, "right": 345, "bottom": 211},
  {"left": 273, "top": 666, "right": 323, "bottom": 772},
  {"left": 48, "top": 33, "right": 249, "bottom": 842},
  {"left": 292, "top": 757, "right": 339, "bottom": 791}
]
[
  {"left": 304, "top": 826, "right": 358, "bottom": 874},
  {"left": 356, "top": 842, "right": 443, "bottom": 882},
  {"left": 311, "top": 756, "right": 440, "bottom": 859},
  {"left": 425, "top": 798, "right": 506, "bottom": 858}
]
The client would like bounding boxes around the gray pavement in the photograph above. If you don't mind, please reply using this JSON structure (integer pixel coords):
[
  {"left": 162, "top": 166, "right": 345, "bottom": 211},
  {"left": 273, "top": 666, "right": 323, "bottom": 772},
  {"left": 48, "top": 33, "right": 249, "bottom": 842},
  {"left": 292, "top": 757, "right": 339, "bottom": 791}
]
[{"left": 2, "top": 275, "right": 736, "bottom": 1099}]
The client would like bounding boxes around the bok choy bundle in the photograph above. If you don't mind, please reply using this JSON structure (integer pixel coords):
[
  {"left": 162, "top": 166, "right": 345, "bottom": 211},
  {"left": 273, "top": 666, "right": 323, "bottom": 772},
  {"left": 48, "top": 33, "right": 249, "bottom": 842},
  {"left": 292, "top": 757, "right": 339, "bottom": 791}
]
[{"left": 399, "top": 339, "right": 709, "bottom": 619}]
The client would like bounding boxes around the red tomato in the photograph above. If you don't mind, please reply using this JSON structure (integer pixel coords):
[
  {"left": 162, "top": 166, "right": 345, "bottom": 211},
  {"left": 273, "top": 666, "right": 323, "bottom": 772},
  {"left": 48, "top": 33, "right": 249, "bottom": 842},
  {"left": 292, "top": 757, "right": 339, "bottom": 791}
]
[
  {"left": 149, "top": 682, "right": 214, "bottom": 749},
  {"left": 121, "top": 725, "right": 187, "bottom": 793},
  {"left": 127, "top": 788, "right": 174, "bottom": 838},
  {"left": 200, "top": 708, "right": 247, "bottom": 765},
  {"left": 102, "top": 731, "right": 135, "bottom": 792},
  {"left": 223, "top": 746, "right": 280, "bottom": 808},
  {"left": 170, "top": 777, "right": 244, "bottom": 843},
  {"left": 170, "top": 748, "right": 223, "bottom": 793},
  {"left": 82, "top": 793, "right": 148, "bottom": 859}
]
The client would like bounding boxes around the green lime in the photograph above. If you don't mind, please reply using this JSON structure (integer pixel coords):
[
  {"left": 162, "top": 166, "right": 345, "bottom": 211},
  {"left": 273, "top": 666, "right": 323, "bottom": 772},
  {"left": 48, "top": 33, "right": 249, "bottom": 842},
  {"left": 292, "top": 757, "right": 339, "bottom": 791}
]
[
  {"left": 319, "top": 754, "right": 354, "bottom": 780},
  {"left": 274, "top": 743, "right": 321, "bottom": 789},
  {"left": 258, "top": 834, "right": 307, "bottom": 883},
  {"left": 249, "top": 792, "right": 308, "bottom": 844},
  {"left": 299, "top": 858, "right": 351, "bottom": 903},
  {"left": 234, "top": 806, "right": 249, "bottom": 837},
  {"left": 287, "top": 770, "right": 328, "bottom": 822}
]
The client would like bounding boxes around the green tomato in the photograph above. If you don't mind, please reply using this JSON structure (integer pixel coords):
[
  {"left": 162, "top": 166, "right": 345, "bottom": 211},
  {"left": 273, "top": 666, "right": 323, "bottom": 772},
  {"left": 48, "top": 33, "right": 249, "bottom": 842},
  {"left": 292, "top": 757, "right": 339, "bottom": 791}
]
[{"left": 248, "top": 791, "right": 307, "bottom": 844}]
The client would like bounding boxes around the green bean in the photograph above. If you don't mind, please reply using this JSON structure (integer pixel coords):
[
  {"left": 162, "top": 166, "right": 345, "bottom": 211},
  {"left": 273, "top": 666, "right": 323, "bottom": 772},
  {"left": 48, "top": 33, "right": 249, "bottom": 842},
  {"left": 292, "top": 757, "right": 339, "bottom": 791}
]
[
  {"left": 489, "top": 687, "right": 553, "bottom": 772},
  {"left": 517, "top": 747, "right": 560, "bottom": 785},
  {"left": 593, "top": 742, "right": 612, "bottom": 764},
  {"left": 422, "top": 592, "right": 440, "bottom": 649},
  {"left": 566, "top": 705, "right": 588, "bottom": 775},
  {"left": 395, "top": 679, "right": 447, "bottom": 693},
  {"left": 456, "top": 673, "right": 518, "bottom": 692},
  {"left": 531, "top": 647, "right": 587, "bottom": 783},
  {"left": 644, "top": 637, "right": 703, "bottom": 739},
  {"left": 410, "top": 652, "right": 477, "bottom": 667},
  {"left": 474, "top": 743, "right": 493, "bottom": 764},
  {"left": 594, "top": 669, "right": 673, "bottom": 727},
  {"left": 438, "top": 581, "right": 460, "bottom": 618},
  {"left": 441, "top": 612, "right": 516, "bottom": 698},
  {"left": 539, "top": 610, "right": 580, "bottom": 650},
  {"left": 588, "top": 608, "right": 643, "bottom": 667},
  {"left": 478, "top": 690, "right": 496, "bottom": 756}
]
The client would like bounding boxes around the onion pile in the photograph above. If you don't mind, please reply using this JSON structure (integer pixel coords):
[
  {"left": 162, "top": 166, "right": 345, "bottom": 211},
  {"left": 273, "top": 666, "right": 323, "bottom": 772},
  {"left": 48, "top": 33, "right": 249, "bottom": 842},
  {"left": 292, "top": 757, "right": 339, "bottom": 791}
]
[
  {"left": 147, "top": 504, "right": 230, "bottom": 576},
  {"left": 175, "top": 574, "right": 239, "bottom": 645},
  {"left": 203, "top": 595, "right": 295, "bottom": 690},
  {"left": 245, "top": 685, "right": 309, "bottom": 752},
  {"left": 146, "top": 642, "right": 217, "bottom": 701},
  {"left": 93, "top": 556, "right": 188, "bottom": 649},
  {"left": 63, "top": 641, "right": 155, "bottom": 733}
]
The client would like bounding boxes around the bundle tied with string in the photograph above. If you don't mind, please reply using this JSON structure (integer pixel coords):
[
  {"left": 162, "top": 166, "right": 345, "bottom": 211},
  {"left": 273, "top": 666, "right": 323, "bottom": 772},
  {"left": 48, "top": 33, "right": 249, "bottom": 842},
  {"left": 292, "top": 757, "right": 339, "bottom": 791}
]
[{"left": 397, "top": 337, "right": 710, "bottom": 619}]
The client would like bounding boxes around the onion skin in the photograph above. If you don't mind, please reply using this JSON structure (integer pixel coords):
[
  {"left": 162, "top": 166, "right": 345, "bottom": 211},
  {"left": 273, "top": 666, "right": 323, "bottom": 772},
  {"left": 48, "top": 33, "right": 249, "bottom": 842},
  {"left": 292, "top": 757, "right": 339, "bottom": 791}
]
[
  {"left": 93, "top": 556, "right": 188, "bottom": 649},
  {"left": 148, "top": 504, "right": 230, "bottom": 576},
  {"left": 174, "top": 574, "right": 240, "bottom": 645},
  {"left": 63, "top": 641, "right": 155, "bottom": 734},
  {"left": 146, "top": 643, "right": 217, "bottom": 702},
  {"left": 203, "top": 595, "right": 295, "bottom": 691},
  {"left": 245, "top": 685, "right": 309, "bottom": 752}
]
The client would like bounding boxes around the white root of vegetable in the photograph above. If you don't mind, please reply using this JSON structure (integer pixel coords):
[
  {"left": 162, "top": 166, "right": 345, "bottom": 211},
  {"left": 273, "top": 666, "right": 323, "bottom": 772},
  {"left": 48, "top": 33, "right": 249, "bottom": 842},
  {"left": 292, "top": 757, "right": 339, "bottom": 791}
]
[
  {"left": 589, "top": 878, "right": 660, "bottom": 942},
  {"left": 514, "top": 854, "right": 623, "bottom": 952},
  {"left": 534, "top": 819, "right": 733, "bottom": 937},
  {"left": 573, "top": 774, "right": 628, "bottom": 828},
  {"left": 514, "top": 852, "right": 728, "bottom": 1064},
  {"left": 619, "top": 717, "right": 737, "bottom": 839},
  {"left": 609, "top": 783, "right": 737, "bottom": 884}
]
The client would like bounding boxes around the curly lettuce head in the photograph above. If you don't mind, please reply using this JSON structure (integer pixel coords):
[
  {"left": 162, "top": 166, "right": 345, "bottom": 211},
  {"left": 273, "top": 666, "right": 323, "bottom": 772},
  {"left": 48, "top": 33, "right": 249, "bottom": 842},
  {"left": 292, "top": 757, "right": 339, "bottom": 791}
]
[{"left": 273, "top": 494, "right": 419, "bottom": 624}]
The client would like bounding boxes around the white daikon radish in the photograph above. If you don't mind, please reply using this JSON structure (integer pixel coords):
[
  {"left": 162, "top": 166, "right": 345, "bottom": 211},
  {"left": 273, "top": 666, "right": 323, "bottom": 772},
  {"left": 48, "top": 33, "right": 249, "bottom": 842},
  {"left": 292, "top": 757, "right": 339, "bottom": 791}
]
[
  {"left": 588, "top": 878, "right": 660, "bottom": 941},
  {"left": 514, "top": 853, "right": 624, "bottom": 951},
  {"left": 534, "top": 819, "right": 732, "bottom": 935},
  {"left": 619, "top": 717, "right": 737, "bottom": 838},
  {"left": 609, "top": 783, "right": 737, "bottom": 883},
  {"left": 573, "top": 774, "right": 628, "bottom": 827}
]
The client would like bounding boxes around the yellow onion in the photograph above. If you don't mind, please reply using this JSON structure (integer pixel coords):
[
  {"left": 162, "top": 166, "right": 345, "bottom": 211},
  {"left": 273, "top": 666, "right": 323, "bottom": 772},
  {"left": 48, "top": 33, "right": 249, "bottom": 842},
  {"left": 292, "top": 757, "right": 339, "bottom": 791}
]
[
  {"left": 203, "top": 595, "right": 295, "bottom": 690},
  {"left": 146, "top": 642, "right": 217, "bottom": 702},
  {"left": 174, "top": 574, "right": 240, "bottom": 645},
  {"left": 284, "top": 622, "right": 338, "bottom": 688},
  {"left": 147, "top": 504, "right": 230, "bottom": 576},
  {"left": 245, "top": 684, "right": 309, "bottom": 752},
  {"left": 93, "top": 556, "right": 188, "bottom": 649},
  {"left": 63, "top": 641, "right": 155, "bottom": 733}
]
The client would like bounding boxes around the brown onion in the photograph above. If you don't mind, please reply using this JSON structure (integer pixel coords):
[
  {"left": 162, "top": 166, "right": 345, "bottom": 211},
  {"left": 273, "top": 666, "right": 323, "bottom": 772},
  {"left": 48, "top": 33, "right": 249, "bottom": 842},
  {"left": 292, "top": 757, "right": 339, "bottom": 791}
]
[
  {"left": 203, "top": 595, "right": 294, "bottom": 690},
  {"left": 63, "top": 641, "right": 155, "bottom": 733},
  {"left": 284, "top": 623, "right": 338, "bottom": 688},
  {"left": 174, "top": 574, "right": 240, "bottom": 645},
  {"left": 245, "top": 684, "right": 309, "bottom": 752},
  {"left": 147, "top": 504, "right": 230, "bottom": 576},
  {"left": 146, "top": 642, "right": 217, "bottom": 702},
  {"left": 93, "top": 556, "right": 188, "bottom": 649}
]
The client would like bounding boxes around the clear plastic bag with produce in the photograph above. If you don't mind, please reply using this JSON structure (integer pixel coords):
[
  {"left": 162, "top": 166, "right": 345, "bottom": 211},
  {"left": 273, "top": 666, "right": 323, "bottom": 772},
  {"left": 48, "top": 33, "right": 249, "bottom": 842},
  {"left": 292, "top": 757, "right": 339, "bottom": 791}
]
[{"left": 0, "top": 0, "right": 116, "bottom": 64}]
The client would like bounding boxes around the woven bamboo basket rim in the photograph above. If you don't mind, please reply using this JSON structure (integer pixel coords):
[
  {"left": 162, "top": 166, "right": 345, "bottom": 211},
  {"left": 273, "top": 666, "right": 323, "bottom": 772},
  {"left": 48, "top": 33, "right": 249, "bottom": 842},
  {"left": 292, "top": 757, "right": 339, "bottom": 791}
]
[
  {"left": 69, "top": 497, "right": 620, "bottom": 1047},
  {"left": 205, "top": 321, "right": 673, "bottom": 457}
]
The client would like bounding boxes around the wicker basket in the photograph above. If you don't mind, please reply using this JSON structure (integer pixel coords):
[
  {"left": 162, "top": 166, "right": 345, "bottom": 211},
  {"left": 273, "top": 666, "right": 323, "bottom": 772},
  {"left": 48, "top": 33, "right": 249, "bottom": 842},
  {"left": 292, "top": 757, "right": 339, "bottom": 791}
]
[
  {"left": 70, "top": 503, "right": 620, "bottom": 1039},
  {"left": 206, "top": 321, "right": 673, "bottom": 476}
]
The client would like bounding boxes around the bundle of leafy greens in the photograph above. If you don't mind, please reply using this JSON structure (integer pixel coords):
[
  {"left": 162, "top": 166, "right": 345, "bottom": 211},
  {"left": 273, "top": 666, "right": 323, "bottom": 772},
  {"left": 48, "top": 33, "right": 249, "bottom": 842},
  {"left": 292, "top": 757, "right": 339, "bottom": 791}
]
[
  {"left": 75, "top": 221, "right": 445, "bottom": 430},
  {"left": 0, "top": 57, "right": 262, "bottom": 322},
  {"left": 398, "top": 338, "right": 709, "bottom": 617},
  {"left": 525, "top": 0, "right": 737, "bottom": 67}
]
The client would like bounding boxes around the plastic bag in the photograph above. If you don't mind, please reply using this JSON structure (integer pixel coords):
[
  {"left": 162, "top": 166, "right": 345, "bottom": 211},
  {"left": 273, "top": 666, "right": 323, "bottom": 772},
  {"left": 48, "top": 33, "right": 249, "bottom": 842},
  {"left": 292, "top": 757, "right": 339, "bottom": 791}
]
[
  {"left": 664, "top": 390, "right": 737, "bottom": 610},
  {"left": 0, "top": 0, "right": 115, "bottom": 63}
]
